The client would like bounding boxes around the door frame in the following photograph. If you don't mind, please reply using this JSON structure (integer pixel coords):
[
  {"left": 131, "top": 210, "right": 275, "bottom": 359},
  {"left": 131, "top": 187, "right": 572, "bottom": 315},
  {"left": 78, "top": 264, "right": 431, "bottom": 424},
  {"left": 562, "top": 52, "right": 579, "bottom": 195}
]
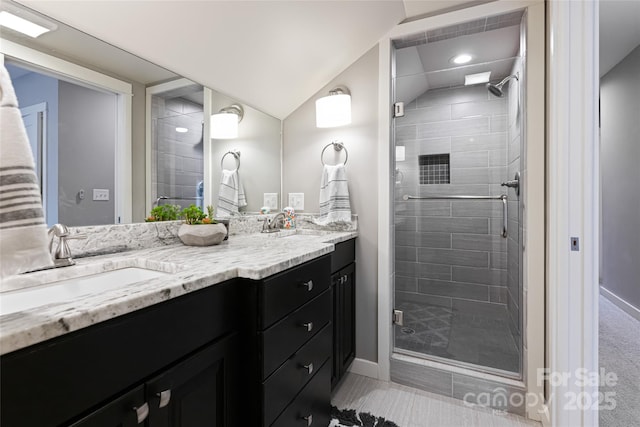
[
  {"left": 20, "top": 102, "right": 48, "bottom": 218},
  {"left": 376, "top": 0, "right": 546, "bottom": 421},
  {"left": 546, "top": 1, "right": 600, "bottom": 425},
  {"left": 0, "top": 38, "right": 133, "bottom": 224}
]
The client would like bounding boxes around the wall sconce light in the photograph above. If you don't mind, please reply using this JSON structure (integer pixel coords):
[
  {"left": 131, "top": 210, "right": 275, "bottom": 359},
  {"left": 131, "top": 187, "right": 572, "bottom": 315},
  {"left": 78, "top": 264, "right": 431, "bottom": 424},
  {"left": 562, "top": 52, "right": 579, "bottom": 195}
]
[
  {"left": 315, "top": 86, "right": 351, "bottom": 128},
  {"left": 211, "top": 104, "right": 244, "bottom": 139},
  {"left": 395, "top": 146, "right": 405, "bottom": 162}
]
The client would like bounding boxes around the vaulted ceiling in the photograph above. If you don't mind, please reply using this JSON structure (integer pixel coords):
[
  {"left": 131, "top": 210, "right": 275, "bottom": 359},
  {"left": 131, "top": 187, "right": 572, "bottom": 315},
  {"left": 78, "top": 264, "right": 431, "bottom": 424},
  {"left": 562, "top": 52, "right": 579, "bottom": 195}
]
[{"left": 13, "top": 1, "right": 639, "bottom": 119}]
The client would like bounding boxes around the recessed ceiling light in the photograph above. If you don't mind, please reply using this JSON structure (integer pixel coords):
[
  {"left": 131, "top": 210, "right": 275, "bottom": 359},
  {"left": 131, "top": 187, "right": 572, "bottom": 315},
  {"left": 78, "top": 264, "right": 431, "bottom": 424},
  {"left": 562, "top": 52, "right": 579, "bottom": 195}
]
[
  {"left": 451, "top": 54, "right": 473, "bottom": 65},
  {"left": 465, "top": 71, "right": 492, "bottom": 86},
  {"left": 0, "top": 11, "right": 51, "bottom": 38},
  {"left": 175, "top": 127, "right": 188, "bottom": 133}
]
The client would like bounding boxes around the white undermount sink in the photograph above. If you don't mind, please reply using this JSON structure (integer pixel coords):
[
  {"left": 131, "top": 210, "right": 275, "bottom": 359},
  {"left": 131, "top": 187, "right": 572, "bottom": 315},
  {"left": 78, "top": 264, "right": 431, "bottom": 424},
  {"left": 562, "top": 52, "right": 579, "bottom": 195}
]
[{"left": 0, "top": 267, "right": 169, "bottom": 316}]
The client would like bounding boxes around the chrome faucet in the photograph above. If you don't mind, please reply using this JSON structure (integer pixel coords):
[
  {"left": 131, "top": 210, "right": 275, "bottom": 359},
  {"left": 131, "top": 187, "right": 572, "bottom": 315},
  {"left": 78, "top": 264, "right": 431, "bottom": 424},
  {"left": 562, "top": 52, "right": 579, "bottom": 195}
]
[
  {"left": 260, "top": 213, "right": 286, "bottom": 233},
  {"left": 48, "top": 224, "right": 87, "bottom": 267}
]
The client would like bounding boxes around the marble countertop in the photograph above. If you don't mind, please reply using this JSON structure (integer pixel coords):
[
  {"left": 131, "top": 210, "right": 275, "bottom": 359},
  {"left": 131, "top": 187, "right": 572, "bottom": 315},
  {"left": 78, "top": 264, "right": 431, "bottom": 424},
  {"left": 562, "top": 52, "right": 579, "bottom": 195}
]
[{"left": 0, "top": 229, "right": 357, "bottom": 356}]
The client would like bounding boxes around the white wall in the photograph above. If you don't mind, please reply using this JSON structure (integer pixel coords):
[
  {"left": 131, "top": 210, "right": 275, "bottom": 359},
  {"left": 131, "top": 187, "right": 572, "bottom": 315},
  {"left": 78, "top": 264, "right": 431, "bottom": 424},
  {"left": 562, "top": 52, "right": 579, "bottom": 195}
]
[
  {"left": 210, "top": 92, "right": 282, "bottom": 213},
  {"left": 58, "top": 81, "right": 117, "bottom": 226},
  {"left": 283, "top": 46, "right": 379, "bottom": 362},
  {"left": 600, "top": 45, "right": 640, "bottom": 311}
]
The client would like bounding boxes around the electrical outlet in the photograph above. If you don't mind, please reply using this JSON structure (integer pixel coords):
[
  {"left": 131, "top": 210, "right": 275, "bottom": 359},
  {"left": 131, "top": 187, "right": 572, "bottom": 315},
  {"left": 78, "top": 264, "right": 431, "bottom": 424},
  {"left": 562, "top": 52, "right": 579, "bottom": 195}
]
[
  {"left": 263, "top": 193, "right": 278, "bottom": 210},
  {"left": 93, "top": 189, "right": 109, "bottom": 201},
  {"left": 288, "top": 193, "right": 304, "bottom": 210}
]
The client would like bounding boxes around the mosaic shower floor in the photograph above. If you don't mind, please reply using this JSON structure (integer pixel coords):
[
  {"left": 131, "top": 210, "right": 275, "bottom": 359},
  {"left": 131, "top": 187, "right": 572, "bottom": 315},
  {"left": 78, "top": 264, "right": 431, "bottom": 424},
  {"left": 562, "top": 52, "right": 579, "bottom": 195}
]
[{"left": 394, "top": 300, "right": 520, "bottom": 374}]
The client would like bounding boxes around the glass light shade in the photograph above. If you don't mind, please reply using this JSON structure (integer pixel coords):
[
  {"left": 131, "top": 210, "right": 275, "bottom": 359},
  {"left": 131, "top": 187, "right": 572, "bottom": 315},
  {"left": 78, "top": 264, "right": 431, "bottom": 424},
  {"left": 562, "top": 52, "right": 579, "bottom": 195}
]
[
  {"left": 396, "top": 146, "right": 405, "bottom": 162},
  {"left": 315, "top": 93, "right": 352, "bottom": 128},
  {"left": 210, "top": 113, "right": 238, "bottom": 139}
]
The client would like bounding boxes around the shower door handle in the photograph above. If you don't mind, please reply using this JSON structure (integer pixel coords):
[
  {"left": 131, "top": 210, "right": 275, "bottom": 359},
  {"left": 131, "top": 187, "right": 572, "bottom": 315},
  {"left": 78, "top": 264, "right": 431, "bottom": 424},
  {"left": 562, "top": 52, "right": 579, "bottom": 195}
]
[{"left": 501, "top": 195, "right": 508, "bottom": 238}]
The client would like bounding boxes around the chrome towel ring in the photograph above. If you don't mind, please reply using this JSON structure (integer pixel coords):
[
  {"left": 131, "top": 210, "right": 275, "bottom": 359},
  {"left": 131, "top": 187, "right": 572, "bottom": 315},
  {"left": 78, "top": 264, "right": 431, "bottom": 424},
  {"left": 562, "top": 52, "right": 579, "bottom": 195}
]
[
  {"left": 221, "top": 150, "right": 240, "bottom": 171},
  {"left": 321, "top": 141, "right": 348, "bottom": 166}
]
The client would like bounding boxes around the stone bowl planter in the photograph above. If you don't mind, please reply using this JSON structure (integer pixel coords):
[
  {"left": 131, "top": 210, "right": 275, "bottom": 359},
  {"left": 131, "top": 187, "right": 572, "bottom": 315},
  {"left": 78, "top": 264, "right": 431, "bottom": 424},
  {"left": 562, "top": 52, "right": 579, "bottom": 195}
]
[{"left": 178, "top": 223, "right": 227, "bottom": 246}]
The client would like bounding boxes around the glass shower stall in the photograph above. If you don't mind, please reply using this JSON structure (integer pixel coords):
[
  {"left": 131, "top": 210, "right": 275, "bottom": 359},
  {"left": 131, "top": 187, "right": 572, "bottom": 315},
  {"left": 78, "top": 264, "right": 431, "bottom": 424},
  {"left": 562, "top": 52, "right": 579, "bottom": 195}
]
[{"left": 391, "top": 10, "right": 525, "bottom": 378}]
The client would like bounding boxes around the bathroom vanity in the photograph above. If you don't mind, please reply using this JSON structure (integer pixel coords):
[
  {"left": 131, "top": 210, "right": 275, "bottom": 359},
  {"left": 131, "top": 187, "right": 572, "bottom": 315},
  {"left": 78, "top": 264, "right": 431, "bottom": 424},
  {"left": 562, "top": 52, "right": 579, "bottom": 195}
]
[{"left": 0, "top": 229, "right": 356, "bottom": 427}]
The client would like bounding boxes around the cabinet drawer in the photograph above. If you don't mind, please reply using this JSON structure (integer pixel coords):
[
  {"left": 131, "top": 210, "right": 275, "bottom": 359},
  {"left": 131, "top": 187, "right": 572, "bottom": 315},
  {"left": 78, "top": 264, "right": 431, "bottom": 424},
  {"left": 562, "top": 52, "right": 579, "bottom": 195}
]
[
  {"left": 270, "top": 360, "right": 331, "bottom": 427},
  {"left": 262, "top": 325, "right": 331, "bottom": 426},
  {"left": 261, "top": 290, "right": 331, "bottom": 379},
  {"left": 260, "top": 255, "right": 330, "bottom": 329}
]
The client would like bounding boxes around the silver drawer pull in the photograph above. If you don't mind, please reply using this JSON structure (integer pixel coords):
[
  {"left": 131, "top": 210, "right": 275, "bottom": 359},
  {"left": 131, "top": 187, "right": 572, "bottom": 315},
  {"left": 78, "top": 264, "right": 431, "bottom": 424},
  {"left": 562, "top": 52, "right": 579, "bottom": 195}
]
[
  {"left": 302, "top": 414, "right": 313, "bottom": 426},
  {"left": 157, "top": 389, "right": 171, "bottom": 408},
  {"left": 301, "top": 280, "right": 313, "bottom": 291},
  {"left": 302, "top": 322, "right": 313, "bottom": 332},
  {"left": 301, "top": 362, "right": 313, "bottom": 374},
  {"left": 133, "top": 402, "right": 149, "bottom": 424}
]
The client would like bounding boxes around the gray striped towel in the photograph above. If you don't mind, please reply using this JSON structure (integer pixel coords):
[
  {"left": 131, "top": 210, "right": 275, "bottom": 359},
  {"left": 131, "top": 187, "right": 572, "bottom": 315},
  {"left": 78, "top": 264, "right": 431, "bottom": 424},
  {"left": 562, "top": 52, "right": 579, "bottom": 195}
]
[
  {"left": 216, "top": 169, "right": 247, "bottom": 217},
  {"left": 0, "top": 64, "right": 53, "bottom": 278},
  {"left": 315, "top": 164, "right": 352, "bottom": 225}
]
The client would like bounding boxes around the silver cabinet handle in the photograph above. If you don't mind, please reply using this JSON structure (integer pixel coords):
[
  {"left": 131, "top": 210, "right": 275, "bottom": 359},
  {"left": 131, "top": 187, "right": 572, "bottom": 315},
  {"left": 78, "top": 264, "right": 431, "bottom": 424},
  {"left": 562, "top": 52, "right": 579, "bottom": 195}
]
[
  {"left": 157, "top": 389, "right": 171, "bottom": 408},
  {"left": 301, "top": 362, "right": 313, "bottom": 374},
  {"left": 302, "top": 414, "right": 313, "bottom": 426},
  {"left": 302, "top": 322, "right": 313, "bottom": 332},
  {"left": 301, "top": 280, "right": 313, "bottom": 291},
  {"left": 133, "top": 403, "right": 149, "bottom": 424}
]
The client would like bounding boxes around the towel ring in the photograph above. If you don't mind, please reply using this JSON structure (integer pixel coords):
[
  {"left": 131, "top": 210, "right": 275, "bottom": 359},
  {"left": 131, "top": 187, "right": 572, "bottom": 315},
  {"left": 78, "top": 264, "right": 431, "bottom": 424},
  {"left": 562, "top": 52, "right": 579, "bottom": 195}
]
[
  {"left": 221, "top": 151, "right": 240, "bottom": 172},
  {"left": 321, "top": 141, "right": 348, "bottom": 166}
]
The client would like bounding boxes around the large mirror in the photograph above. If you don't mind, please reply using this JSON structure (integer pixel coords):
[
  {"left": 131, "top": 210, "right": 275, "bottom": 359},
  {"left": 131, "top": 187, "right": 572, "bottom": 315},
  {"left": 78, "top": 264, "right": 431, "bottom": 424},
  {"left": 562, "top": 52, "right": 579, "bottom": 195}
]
[{"left": 0, "top": 0, "right": 282, "bottom": 226}]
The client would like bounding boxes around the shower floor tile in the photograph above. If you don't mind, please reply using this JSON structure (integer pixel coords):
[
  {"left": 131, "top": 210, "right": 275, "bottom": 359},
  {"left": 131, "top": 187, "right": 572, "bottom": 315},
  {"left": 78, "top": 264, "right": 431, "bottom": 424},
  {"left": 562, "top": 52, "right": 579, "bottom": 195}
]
[{"left": 394, "top": 300, "right": 520, "bottom": 374}]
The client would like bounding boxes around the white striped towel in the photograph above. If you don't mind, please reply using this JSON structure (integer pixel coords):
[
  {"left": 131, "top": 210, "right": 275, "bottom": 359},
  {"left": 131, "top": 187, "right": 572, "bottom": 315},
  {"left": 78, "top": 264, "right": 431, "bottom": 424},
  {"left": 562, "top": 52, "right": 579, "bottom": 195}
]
[
  {"left": 216, "top": 169, "right": 247, "bottom": 217},
  {"left": 0, "top": 64, "right": 53, "bottom": 277},
  {"left": 315, "top": 164, "right": 352, "bottom": 225}
]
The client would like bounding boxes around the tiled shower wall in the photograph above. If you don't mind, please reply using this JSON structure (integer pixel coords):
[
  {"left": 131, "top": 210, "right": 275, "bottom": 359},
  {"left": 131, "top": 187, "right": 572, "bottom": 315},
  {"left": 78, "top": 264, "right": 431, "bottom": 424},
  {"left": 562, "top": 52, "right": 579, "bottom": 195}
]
[
  {"left": 394, "top": 84, "right": 511, "bottom": 316},
  {"left": 151, "top": 97, "right": 204, "bottom": 205}
]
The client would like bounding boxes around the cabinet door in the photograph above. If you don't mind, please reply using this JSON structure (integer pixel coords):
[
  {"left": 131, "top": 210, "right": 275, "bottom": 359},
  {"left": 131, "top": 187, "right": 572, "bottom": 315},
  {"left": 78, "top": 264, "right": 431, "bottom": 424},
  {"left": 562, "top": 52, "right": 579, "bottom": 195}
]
[
  {"left": 69, "top": 386, "right": 146, "bottom": 427},
  {"left": 332, "top": 262, "right": 356, "bottom": 389},
  {"left": 146, "top": 333, "right": 238, "bottom": 427}
]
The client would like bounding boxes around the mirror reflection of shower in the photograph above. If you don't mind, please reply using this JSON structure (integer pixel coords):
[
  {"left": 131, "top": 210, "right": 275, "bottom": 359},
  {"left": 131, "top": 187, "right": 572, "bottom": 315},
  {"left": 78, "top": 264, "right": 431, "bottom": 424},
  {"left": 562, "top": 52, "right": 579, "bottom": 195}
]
[{"left": 150, "top": 83, "right": 205, "bottom": 211}]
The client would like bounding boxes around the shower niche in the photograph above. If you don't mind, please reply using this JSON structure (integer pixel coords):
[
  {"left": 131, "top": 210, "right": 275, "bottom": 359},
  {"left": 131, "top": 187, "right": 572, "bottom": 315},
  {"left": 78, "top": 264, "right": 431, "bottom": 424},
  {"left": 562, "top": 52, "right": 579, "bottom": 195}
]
[{"left": 391, "top": 9, "right": 525, "bottom": 380}]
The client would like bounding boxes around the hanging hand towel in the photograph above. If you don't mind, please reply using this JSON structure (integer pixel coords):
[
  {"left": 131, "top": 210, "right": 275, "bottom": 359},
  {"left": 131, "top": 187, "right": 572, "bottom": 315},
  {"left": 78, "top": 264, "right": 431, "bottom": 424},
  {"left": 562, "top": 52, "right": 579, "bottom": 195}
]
[
  {"left": 0, "top": 64, "right": 53, "bottom": 278},
  {"left": 216, "top": 169, "right": 247, "bottom": 217},
  {"left": 315, "top": 164, "right": 352, "bottom": 225}
]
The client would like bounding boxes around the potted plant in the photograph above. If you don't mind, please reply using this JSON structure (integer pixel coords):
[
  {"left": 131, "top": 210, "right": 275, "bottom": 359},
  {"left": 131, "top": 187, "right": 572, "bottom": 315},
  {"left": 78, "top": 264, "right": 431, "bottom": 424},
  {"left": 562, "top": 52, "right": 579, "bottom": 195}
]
[
  {"left": 178, "top": 205, "right": 227, "bottom": 246},
  {"left": 145, "top": 204, "right": 182, "bottom": 222}
]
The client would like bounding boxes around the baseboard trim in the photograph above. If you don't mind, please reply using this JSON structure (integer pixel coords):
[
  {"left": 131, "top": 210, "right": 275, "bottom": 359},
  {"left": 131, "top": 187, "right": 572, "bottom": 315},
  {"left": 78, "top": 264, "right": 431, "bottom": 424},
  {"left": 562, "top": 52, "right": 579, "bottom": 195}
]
[
  {"left": 601, "top": 286, "right": 640, "bottom": 321},
  {"left": 348, "top": 358, "right": 379, "bottom": 379},
  {"left": 538, "top": 404, "right": 551, "bottom": 427}
]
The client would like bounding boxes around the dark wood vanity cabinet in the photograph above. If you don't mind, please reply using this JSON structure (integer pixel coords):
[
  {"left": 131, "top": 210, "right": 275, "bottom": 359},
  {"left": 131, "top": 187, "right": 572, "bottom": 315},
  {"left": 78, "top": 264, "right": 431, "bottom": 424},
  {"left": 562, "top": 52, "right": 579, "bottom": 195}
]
[
  {"left": 241, "top": 254, "right": 333, "bottom": 427},
  {"left": 0, "top": 281, "right": 241, "bottom": 427},
  {"left": 331, "top": 238, "right": 356, "bottom": 389},
  {"left": 1, "top": 240, "right": 356, "bottom": 427}
]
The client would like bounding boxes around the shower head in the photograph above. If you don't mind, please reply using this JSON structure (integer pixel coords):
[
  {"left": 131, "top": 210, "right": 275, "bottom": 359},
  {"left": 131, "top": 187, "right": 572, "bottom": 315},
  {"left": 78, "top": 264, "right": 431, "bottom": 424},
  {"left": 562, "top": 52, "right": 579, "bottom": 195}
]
[{"left": 487, "top": 73, "right": 519, "bottom": 98}]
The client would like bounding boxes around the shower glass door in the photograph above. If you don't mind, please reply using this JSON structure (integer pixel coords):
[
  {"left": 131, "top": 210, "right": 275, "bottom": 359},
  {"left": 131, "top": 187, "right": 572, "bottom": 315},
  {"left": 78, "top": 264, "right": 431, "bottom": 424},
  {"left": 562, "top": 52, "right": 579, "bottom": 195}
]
[{"left": 392, "top": 13, "right": 524, "bottom": 377}]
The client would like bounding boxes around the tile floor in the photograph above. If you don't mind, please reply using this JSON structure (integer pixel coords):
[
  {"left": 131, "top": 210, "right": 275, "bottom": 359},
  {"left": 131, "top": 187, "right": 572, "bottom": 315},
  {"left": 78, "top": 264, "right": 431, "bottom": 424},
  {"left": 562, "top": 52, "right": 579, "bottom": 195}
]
[{"left": 332, "top": 372, "right": 541, "bottom": 427}]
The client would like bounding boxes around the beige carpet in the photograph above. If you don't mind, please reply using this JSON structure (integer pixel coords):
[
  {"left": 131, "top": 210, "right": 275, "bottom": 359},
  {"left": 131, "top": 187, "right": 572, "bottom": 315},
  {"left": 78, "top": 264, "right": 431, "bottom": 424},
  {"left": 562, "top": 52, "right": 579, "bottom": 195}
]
[{"left": 599, "top": 294, "right": 640, "bottom": 426}]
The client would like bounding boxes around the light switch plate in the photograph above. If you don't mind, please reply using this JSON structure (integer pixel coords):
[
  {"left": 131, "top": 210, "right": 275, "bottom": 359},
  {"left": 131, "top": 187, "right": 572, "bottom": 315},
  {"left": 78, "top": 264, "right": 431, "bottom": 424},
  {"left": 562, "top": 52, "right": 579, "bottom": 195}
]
[
  {"left": 288, "top": 193, "right": 304, "bottom": 210},
  {"left": 93, "top": 189, "right": 109, "bottom": 201},
  {"left": 263, "top": 193, "right": 278, "bottom": 210}
]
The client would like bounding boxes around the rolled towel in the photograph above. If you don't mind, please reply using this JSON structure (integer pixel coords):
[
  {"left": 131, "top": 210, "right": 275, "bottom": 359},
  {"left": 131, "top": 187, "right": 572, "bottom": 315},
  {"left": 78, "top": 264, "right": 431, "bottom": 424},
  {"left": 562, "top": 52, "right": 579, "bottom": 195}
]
[
  {"left": 315, "top": 164, "right": 352, "bottom": 225},
  {"left": 216, "top": 169, "right": 247, "bottom": 217},
  {"left": 0, "top": 64, "right": 53, "bottom": 277}
]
